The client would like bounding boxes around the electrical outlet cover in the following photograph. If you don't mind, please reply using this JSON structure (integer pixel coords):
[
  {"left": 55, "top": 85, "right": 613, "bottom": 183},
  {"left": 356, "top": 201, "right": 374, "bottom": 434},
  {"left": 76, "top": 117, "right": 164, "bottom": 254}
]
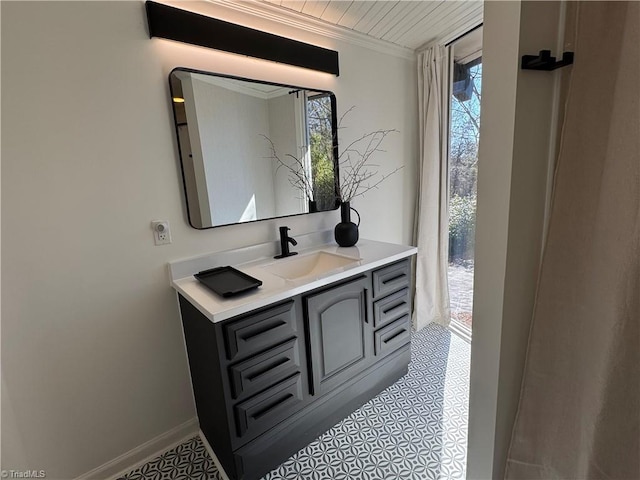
[{"left": 151, "top": 220, "right": 172, "bottom": 246}]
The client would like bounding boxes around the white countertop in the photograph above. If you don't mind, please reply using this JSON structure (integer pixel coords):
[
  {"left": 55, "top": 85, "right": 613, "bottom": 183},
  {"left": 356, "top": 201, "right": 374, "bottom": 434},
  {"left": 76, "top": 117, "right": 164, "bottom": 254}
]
[{"left": 169, "top": 233, "right": 417, "bottom": 323}]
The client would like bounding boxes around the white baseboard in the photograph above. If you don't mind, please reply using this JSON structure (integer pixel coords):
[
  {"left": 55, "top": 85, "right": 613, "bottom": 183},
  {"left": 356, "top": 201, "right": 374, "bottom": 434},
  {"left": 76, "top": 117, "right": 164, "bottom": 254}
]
[
  {"left": 199, "top": 430, "right": 230, "bottom": 480},
  {"left": 75, "top": 417, "right": 199, "bottom": 480}
]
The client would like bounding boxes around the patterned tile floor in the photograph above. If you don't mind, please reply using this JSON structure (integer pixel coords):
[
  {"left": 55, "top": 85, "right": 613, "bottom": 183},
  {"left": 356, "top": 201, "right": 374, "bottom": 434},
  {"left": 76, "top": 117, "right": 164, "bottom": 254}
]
[{"left": 118, "top": 323, "right": 470, "bottom": 480}]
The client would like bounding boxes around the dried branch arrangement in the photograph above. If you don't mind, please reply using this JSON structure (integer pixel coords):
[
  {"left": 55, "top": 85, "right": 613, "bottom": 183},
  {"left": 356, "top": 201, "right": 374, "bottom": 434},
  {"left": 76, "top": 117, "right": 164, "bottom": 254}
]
[
  {"left": 262, "top": 107, "right": 403, "bottom": 204},
  {"left": 337, "top": 108, "right": 402, "bottom": 202},
  {"left": 262, "top": 135, "right": 315, "bottom": 201}
]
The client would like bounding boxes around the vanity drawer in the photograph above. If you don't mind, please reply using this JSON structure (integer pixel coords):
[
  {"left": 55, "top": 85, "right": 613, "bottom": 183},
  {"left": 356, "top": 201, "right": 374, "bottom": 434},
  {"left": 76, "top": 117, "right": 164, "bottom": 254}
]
[
  {"left": 223, "top": 301, "right": 297, "bottom": 361},
  {"left": 373, "top": 287, "right": 410, "bottom": 328},
  {"left": 372, "top": 259, "right": 410, "bottom": 299},
  {"left": 229, "top": 338, "right": 300, "bottom": 401},
  {"left": 374, "top": 315, "right": 411, "bottom": 357},
  {"left": 234, "top": 373, "right": 303, "bottom": 441}
]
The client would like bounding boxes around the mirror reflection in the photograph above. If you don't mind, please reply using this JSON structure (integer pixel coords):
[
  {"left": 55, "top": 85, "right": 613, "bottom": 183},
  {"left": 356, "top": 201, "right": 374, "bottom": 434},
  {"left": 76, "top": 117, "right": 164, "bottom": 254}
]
[{"left": 169, "top": 68, "right": 339, "bottom": 229}]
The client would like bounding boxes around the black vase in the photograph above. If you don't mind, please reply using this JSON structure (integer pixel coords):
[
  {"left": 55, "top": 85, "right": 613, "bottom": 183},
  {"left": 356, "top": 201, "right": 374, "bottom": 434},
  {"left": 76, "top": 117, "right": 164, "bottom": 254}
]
[
  {"left": 334, "top": 201, "right": 360, "bottom": 247},
  {"left": 308, "top": 200, "right": 318, "bottom": 213}
]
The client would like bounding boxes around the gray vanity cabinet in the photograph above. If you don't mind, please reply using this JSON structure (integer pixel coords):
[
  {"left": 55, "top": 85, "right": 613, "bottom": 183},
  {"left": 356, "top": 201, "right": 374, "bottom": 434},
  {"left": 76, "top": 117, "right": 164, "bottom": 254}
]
[
  {"left": 178, "top": 258, "right": 413, "bottom": 480},
  {"left": 371, "top": 261, "right": 412, "bottom": 358},
  {"left": 178, "top": 296, "right": 309, "bottom": 476},
  {"left": 304, "top": 275, "right": 374, "bottom": 396}
]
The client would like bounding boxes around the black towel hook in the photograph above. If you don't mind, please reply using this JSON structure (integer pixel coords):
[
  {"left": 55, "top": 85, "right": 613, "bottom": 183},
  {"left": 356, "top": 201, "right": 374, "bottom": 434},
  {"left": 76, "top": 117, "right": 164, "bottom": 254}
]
[{"left": 521, "top": 50, "right": 574, "bottom": 71}]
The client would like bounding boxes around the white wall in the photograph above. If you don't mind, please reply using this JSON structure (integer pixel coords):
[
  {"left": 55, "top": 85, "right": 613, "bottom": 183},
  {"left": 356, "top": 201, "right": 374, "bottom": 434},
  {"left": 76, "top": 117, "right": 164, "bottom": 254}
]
[
  {"left": 267, "top": 93, "right": 302, "bottom": 217},
  {"left": 181, "top": 76, "right": 213, "bottom": 227},
  {"left": 467, "top": 1, "right": 563, "bottom": 478},
  {"left": 0, "top": 1, "right": 417, "bottom": 478},
  {"left": 191, "top": 79, "right": 276, "bottom": 224}
]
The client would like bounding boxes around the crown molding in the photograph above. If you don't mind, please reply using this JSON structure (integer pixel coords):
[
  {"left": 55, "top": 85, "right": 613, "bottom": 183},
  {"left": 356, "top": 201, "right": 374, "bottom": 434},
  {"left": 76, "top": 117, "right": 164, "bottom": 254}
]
[{"left": 205, "top": 0, "right": 417, "bottom": 61}]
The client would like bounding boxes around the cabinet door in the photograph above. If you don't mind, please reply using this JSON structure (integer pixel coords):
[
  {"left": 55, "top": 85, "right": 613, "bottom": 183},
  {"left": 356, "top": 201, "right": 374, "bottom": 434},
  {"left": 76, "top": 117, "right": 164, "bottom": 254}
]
[{"left": 305, "top": 275, "right": 372, "bottom": 396}]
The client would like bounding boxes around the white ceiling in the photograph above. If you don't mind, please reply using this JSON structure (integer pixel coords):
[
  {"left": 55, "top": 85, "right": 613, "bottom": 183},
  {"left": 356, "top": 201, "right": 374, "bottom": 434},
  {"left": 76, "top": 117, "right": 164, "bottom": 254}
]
[{"left": 259, "top": 0, "right": 483, "bottom": 51}]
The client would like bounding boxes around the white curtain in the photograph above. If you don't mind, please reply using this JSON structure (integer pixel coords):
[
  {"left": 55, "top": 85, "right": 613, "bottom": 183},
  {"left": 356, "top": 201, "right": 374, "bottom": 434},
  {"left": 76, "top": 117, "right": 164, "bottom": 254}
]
[
  {"left": 413, "top": 45, "right": 452, "bottom": 331},
  {"left": 506, "top": 2, "right": 639, "bottom": 478}
]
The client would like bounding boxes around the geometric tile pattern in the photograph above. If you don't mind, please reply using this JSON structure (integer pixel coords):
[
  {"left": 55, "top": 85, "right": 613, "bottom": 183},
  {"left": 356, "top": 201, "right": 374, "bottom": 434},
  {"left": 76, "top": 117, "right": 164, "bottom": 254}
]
[
  {"left": 117, "top": 436, "right": 221, "bottom": 480},
  {"left": 118, "top": 323, "right": 470, "bottom": 480}
]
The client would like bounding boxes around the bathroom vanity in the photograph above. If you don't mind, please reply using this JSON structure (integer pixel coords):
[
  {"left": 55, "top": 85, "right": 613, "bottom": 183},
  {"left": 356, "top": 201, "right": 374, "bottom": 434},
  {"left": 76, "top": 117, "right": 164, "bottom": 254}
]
[{"left": 169, "top": 232, "right": 417, "bottom": 480}]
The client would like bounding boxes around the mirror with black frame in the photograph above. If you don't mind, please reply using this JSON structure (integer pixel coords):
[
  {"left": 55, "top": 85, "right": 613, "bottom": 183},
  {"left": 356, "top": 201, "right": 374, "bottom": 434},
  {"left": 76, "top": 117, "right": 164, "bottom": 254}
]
[{"left": 169, "top": 68, "right": 340, "bottom": 229}]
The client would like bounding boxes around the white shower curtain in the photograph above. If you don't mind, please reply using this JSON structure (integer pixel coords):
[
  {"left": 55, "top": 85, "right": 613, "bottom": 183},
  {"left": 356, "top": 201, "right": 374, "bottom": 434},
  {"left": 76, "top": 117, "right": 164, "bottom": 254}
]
[
  {"left": 413, "top": 45, "right": 452, "bottom": 331},
  {"left": 505, "top": 2, "right": 639, "bottom": 478}
]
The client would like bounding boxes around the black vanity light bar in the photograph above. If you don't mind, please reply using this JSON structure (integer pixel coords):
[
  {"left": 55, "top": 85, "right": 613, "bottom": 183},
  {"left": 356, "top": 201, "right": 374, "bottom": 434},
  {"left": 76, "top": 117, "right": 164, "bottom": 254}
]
[{"left": 145, "top": 1, "right": 340, "bottom": 76}]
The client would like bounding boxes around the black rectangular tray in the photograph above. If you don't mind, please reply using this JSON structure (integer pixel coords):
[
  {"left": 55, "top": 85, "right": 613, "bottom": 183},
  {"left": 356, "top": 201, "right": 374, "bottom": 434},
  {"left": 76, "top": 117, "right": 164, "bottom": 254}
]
[{"left": 194, "top": 266, "right": 262, "bottom": 298}]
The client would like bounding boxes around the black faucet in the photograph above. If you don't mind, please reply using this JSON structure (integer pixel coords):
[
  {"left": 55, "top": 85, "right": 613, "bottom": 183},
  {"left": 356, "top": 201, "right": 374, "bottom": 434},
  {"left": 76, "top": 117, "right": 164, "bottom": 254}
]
[{"left": 274, "top": 226, "right": 298, "bottom": 259}]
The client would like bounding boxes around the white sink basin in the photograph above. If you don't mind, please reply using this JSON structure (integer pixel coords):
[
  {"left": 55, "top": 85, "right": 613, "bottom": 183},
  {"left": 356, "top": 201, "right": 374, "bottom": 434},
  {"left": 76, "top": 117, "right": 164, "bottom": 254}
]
[{"left": 261, "top": 251, "right": 361, "bottom": 281}]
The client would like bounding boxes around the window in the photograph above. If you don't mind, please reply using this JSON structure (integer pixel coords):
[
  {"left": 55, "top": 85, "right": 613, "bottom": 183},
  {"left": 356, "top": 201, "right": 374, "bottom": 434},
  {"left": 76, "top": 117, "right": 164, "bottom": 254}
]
[{"left": 448, "top": 28, "right": 482, "bottom": 339}]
